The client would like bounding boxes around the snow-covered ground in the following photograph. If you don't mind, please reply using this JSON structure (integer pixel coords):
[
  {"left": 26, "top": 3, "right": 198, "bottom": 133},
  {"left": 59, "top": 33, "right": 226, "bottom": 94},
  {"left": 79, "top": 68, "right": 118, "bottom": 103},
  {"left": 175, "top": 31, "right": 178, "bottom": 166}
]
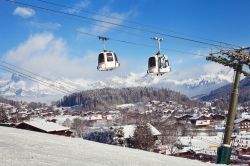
[
  {"left": 180, "top": 134, "right": 223, "bottom": 155},
  {"left": 0, "top": 127, "right": 216, "bottom": 166}
]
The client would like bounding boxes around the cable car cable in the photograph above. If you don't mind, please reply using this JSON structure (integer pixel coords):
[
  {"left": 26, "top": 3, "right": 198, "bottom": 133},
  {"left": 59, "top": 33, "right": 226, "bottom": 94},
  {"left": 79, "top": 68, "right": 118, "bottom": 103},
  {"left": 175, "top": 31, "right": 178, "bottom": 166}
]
[
  {"left": 2, "top": 0, "right": 237, "bottom": 49},
  {"left": 31, "top": 0, "right": 241, "bottom": 48},
  {"left": 79, "top": 31, "right": 208, "bottom": 57},
  {"left": 0, "top": 66, "right": 70, "bottom": 95},
  {"left": 0, "top": 64, "right": 74, "bottom": 95},
  {"left": 0, "top": 60, "right": 80, "bottom": 93},
  {"left": 26, "top": 0, "right": 222, "bottom": 50}
]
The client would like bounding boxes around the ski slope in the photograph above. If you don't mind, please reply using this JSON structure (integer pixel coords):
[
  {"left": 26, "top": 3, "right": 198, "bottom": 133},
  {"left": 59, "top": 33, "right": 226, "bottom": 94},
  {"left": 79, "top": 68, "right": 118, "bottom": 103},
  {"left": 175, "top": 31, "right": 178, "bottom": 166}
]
[{"left": 0, "top": 127, "right": 216, "bottom": 166}]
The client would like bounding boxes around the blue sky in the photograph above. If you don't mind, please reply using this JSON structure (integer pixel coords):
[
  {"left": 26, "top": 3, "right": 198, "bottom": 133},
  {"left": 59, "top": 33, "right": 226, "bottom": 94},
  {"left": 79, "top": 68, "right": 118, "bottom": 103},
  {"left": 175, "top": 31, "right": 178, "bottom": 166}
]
[{"left": 0, "top": 0, "right": 250, "bottom": 80}]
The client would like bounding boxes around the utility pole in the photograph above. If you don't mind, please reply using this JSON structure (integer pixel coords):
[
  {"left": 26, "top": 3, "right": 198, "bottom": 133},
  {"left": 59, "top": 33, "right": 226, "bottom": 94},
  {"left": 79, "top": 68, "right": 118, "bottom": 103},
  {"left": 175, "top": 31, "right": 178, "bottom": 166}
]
[{"left": 206, "top": 47, "right": 250, "bottom": 165}]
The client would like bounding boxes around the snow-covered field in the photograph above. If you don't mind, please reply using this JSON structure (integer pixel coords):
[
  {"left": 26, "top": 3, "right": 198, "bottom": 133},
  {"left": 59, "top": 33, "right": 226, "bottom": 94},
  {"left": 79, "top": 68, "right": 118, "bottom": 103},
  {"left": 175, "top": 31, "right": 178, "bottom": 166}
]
[
  {"left": 180, "top": 134, "right": 223, "bottom": 155},
  {"left": 0, "top": 127, "right": 216, "bottom": 166}
]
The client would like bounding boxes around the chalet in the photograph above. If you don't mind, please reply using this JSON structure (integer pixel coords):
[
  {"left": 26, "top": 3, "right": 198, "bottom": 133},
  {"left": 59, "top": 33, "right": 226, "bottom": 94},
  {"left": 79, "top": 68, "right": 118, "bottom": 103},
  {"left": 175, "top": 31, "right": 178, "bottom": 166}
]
[
  {"left": 163, "top": 110, "right": 174, "bottom": 116},
  {"left": 151, "top": 100, "right": 160, "bottom": 105},
  {"left": 210, "top": 114, "right": 225, "bottom": 121},
  {"left": 16, "top": 120, "right": 72, "bottom": 136},
  {"left": 106, "top": 114, "right": 114, "bottom": 121},
  {"left": 176, "top": 114, "right": 193, "bottom": 123},
  {"left": 121, "top": 123, "right": 161, "bottom": 146},
  {"left": 188, "top": 115, "right": 217, "bottom": 136},
  {"left": 90, "top": 114, "right": 102, "bottom": 121},
  {"left": 235, "top": 147, "right": 250, "bottom": 162},
  {"left": 234, "top": 118, "right": 250, "bottom": 133},
  {"left": 190, "top": 115, "right": 210, "bottom": 128}
]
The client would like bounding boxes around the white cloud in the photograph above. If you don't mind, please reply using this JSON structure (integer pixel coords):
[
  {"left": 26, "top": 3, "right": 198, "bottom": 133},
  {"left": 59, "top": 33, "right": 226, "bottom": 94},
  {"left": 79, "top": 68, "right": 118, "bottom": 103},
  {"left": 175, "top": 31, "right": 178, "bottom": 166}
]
[
  {"left": 3, "top": 33, "right": 107, "bottom": 80},
  {"left": 13, "top": 7, "right": 35, "bottom": 18},
  {"left": 65, "top": 0, "right": 90, "bottom": 14},
  {"left": 30, "top": 21, "right": 61, "bottom": 30},
  {"left": 90, "top": 6, "right": 131, "bottom": 34},
  {"left": 201, "top": 63, "right": 230, "bottom": 74},
  {"left": 3, "top": 33, "right": 231, "bottom": 86},
  {"left": 2, "top": 32, "right": 142, "bottom": 82}
]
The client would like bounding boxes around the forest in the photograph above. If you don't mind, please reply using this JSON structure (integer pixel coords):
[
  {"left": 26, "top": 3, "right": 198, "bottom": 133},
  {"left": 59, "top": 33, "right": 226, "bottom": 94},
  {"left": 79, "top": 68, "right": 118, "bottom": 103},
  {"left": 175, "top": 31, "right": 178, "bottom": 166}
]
[{"left": 58, "top": 87, "right": 201, "bottom": 111}]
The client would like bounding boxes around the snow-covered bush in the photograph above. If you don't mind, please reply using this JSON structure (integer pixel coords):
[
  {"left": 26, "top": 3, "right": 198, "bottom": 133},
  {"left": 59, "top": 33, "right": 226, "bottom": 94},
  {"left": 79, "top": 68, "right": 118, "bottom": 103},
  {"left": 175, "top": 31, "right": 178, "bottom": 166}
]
[{"left": 83, "top": 129, "right": 114, "bottom": 144}]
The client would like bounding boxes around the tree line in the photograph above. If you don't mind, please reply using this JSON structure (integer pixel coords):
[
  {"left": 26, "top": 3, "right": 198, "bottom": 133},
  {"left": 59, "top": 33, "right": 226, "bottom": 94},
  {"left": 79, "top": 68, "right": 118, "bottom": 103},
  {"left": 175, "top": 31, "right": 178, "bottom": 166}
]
[{"left": 57, "top": 87, "right": 200, "bottom": 110}]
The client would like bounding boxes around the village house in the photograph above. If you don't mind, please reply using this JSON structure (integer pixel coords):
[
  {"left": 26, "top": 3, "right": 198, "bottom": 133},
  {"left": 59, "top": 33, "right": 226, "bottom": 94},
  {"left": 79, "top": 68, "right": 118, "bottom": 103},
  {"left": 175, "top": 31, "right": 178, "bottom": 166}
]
[
  {"left": 176, "top": 114, "right": 193, "bottom": 124},
  {"left": 121, "top": 123, "right": 161, "bottom": 146},
  {"left": 188, "top": 115, "right": 217, "bottom": 136},
  {"left": 234, "top": 118, "right": 250, "bottom": 133},
  {"left": 16, "top": 120, "right": 72, "bottom": 136},
  {"left": 190, "top": 115, "right": 211, "bottom": 128},
  {"left": 236, "top": 147, "right": 250, "bottom": 155}
]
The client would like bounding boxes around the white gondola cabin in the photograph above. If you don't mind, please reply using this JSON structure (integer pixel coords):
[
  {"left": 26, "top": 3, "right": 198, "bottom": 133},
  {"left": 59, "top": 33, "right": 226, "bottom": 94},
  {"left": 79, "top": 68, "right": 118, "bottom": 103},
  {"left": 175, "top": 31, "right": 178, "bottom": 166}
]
[
  {"left": 97, "top": 36, "right": 120, "bottom": 71},
  {"left": 97, "top": 51, "right": 120, "bottom": 71},
  {"left": 147, "top": 54, "right": 171, "bottom": 76},
  {"left": 147, "top": 37, "right": 171, "bottom": 76}
]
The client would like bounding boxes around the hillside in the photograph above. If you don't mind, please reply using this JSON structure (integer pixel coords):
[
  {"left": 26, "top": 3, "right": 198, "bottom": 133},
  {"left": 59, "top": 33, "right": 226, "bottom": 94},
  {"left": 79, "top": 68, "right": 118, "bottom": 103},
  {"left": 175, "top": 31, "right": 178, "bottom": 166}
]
[
  {"left": 58, "top": 87, "right": 200, "bottom": 110},
  {"left": 200, "top": 77, "right": 250, "bottom": 104},
  {"left": 0, "top": 127, "right": 214, "bottom": 166}
]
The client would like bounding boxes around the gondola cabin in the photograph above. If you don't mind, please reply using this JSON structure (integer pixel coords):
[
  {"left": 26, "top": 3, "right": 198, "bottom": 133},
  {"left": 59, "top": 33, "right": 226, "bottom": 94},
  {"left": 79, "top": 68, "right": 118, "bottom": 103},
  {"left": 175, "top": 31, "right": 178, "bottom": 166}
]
[
  {"left": 97, "top": 51, "right": 120, "bottom": 71},
  {"left": 147, "top": 55, "right": 171, "bottom": 76}
]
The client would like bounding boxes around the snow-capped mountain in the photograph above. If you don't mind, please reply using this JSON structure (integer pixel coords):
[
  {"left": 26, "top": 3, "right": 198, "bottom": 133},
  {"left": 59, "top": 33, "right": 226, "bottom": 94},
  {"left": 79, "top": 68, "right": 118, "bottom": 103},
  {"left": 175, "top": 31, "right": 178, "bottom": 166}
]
[
  {"left": 0, "top": 74, "right": 62, "bottom": 102},
  {"left": 0, "top": 70, "right": 234, "bottom": 102},
  {"left": 87, "top": 70, "right": 233, "bottom": 96}
]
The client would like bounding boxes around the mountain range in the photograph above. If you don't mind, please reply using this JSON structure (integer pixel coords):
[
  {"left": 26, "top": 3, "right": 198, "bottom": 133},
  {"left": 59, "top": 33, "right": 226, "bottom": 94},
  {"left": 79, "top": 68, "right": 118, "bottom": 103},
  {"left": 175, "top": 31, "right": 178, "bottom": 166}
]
[
  {"left": 0, "top": 70, "right": 234, "bottom": 102},
  {"left": 200, "top": 77, "right": 250, "bottom": 105}
]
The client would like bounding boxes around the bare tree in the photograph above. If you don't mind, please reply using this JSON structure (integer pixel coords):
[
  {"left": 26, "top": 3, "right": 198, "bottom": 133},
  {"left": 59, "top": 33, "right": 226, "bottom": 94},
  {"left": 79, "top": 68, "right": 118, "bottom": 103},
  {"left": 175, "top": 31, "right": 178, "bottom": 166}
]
[
  {"left": 62, "top": 118, "right": 72, "bottom": 128},
  {"left": 0, "top": 109, "right": 8, "bottom": 123},
  {"left": 159, "top": 123, "right": 183, "bottom": 154},
  {"left": 71, "top": 118, "right": 89, "bottom": 137}
]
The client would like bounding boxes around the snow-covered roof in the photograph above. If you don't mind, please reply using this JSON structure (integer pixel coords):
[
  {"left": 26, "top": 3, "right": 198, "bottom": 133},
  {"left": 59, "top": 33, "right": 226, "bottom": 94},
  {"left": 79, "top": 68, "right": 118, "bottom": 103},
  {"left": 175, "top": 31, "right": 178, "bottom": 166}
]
[
  {"left": 235, "top": 118, "right": 250, "bottom": 124},
  {"left": 147, "top": 123, "right": 161, "bottom": 135},
  {"left": 90, "top": 114, "right": 102, "bottom": 120},
  {"left": 195, "top": 120, "right": 210, "bottom": 126},
  {"left": 122, "top": 123, "right": 161, "bottom": 139},
  {"left": 116, "top": 103, "right": 135, "bottom": 109},
  {"left": 106, "top": 114, "right": 113, "bottom": 120},
  {"left": 123, "top": 125, "right": 136, "bottom": 138},
  {"left": 190, "top": 114, "right": 210, "bottom": 120},
  {"left": 21, "top": 120, "right": 69, "bottom": 132}
]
